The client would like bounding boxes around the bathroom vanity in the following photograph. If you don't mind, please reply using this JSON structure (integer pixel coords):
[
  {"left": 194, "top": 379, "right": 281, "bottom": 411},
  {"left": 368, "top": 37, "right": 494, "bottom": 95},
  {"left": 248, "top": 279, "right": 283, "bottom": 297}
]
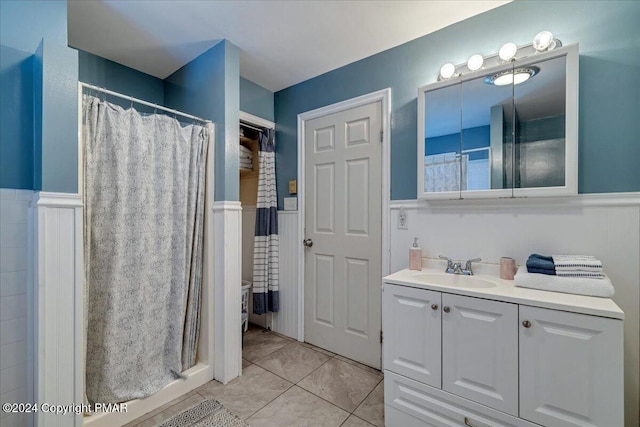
[{"left": 382, "top": 268, "right": 624, "bottom": 427}]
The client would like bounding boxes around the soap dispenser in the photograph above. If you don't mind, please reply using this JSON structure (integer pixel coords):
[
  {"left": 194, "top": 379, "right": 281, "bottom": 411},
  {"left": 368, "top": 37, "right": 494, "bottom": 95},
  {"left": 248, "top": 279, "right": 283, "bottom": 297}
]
[{"left": 409, "top": 237, "right": 422, "bottom": 270}]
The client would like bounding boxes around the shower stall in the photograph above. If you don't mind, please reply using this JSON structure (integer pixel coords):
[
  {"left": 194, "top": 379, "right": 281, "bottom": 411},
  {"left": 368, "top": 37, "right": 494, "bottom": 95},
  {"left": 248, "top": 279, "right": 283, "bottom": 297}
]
[{"left": 78, "top": 83, "right": 216, "bottom": 426}]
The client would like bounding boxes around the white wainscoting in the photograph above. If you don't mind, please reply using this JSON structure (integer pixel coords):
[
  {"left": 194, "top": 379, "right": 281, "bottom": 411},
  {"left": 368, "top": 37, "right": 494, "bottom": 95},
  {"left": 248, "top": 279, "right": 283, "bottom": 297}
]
[
  {"left": 272, "top": 211, "right": 299, "bottom": 340},
  {"left": 1, "top": 189, "right": 33, "bottom": 427},
  {"left": 389, "top": 194, "right": 640, "bottom": 427},
  {"left": 212, "top": 201, "right": 242, "bottom": 384},
  {"left": 30, "top": 192, "right": 83, "bottom": 427}
]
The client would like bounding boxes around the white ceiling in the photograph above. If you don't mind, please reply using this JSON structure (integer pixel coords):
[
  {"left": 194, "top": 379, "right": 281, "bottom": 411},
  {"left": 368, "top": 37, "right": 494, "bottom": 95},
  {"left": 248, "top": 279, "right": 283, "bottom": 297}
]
[{"left": 68, "top": 0, "right": 510, "bottom": 92}]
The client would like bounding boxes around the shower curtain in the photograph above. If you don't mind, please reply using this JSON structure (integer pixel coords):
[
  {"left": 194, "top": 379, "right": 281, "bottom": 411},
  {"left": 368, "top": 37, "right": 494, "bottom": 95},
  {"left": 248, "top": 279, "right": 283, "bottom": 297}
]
[
  {"left": 424, "top": 153, "right": 468, "bottom": 192},
  {"left": 83, "top": 96, "right": 208, "bottom": 403},
  {"left": 252, "top": 129, "right": 279, "bottom": 315}
]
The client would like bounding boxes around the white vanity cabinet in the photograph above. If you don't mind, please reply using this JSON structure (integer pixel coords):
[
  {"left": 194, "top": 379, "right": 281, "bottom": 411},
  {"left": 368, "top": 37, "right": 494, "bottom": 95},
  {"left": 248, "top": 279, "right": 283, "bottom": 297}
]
[{"left": 382, "top": 272, "right": 624, "bottom": 427}]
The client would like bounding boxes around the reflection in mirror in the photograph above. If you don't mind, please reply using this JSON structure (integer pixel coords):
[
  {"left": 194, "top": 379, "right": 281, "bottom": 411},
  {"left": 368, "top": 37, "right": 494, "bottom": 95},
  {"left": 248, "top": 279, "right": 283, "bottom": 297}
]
[
  {"left": 461, "top": 68, "right": 513, "bottom": 191},
  {"left": 423, "top": 83, "right": 462, "bottom": 193},
  {"left": 512, "top": 55, "right": 566, "bottom": 188}
]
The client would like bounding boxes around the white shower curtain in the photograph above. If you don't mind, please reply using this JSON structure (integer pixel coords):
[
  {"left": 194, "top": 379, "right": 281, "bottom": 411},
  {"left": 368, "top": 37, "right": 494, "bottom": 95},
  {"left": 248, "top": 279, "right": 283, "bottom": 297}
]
[
  {"left": 83, "top": 96, "right": 208, "bottom": 403},
  {"left": 424, "top": 153, "right": 468, "bottom": 192}
]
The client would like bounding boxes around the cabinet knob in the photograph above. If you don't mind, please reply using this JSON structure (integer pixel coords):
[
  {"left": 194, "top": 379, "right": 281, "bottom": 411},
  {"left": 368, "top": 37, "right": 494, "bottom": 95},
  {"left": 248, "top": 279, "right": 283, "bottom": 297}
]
[
  {"left": 443, "top": 306, "right": 450, "bottom": 313},
  {"left": 431, "top": 304, "right": 438, "bottom": 311},
  {"left": 522, "top": 320, "right": 532, "bottom": 328}
]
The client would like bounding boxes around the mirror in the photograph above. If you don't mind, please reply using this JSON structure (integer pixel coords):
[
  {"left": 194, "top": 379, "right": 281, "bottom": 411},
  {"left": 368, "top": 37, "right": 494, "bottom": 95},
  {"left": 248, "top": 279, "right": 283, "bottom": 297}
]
[{"left": 418, "top": 45, "right": 577, "bottom": 199}]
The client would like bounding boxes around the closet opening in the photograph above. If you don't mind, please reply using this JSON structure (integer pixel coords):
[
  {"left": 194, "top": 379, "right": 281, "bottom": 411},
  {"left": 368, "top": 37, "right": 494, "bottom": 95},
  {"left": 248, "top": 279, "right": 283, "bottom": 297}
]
[{"left": 238, "top": 113, "right": 277, "bottom": 365}]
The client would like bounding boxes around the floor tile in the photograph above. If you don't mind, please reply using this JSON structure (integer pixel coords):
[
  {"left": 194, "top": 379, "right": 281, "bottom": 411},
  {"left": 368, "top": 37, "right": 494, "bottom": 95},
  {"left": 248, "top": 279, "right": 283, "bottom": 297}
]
[
  {"left": 243, "top": 330, "right": 291, "bottom": 362},
  {"left": 334, "top": 355, "right": 383, "bottom": 378},
  {"left": 300, "top": 341, "right": 335, "bottom": 357},
  {"left": 255, "top": 342, "right": 331, "bottom": 383},
  {"left": 126, "top": 393, "right": 206, "bottom": 427},
  {"left": 297, "top": 358, "right": 382, "bottom": 412},
  {"left": 341, "top": 415, "right": 376, "bottom": 427},
  {"left": 246, "top": 385, "right": 349, "bottom": 427},
  {"left": 353, "top": 381, "right": 384, "bottom": 426},
  {"left": 196, "top": 364, "right": 292, "bottom": 419},
  {"left": 242, "top": 358, "right": 252, "bottom": 369}
]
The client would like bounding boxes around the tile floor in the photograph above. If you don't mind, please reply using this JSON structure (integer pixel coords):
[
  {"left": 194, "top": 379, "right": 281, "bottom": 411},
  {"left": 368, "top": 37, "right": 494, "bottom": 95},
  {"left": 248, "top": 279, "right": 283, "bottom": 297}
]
[{"left": 124, "top": 325, "right": 384, "bottom": 427}]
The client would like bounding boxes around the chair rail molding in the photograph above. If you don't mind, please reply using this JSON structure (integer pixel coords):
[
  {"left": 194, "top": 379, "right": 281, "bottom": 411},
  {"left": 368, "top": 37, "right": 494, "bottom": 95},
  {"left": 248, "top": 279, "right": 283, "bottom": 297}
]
[{"left": 30, "top": 192, "right": 83, "bottom": 427}]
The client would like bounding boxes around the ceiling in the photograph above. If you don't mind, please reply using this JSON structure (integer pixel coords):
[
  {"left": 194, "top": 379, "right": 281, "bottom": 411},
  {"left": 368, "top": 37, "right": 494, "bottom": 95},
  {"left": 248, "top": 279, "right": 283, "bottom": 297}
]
[{"left": 68, "top": 0, "right": 510, "bottom": 93}]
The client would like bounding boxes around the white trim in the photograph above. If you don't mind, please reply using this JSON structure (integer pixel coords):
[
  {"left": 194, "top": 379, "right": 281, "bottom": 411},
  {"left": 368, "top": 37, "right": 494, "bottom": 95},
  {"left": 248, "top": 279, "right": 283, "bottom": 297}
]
[
  {"left": 390, "top": 192, "right": 640, "bottom": 210},
  {"left": 239, "top": 111, "right": 275, "bottom": 129},
  {"left": 32, "top": 192, "right": 83, "bottom": 208},
  {"left": 296, "top": 88, "right": 392, "bottom": 343},
  {"left": 31, "top": 192, "right": 84, "bottom": 427},
  {"left": 212, "top": 200, "right": 243, "bottom": 211},
  {"left": 212, "top": 202, "right": 242, "bottom": 384}
]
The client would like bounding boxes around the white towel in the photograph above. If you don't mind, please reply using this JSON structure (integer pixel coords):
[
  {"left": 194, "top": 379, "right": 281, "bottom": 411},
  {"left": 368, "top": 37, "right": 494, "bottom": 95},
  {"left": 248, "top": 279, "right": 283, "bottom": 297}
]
[
  {"left": 514, "top": 266, "right": 614, "bottom": 298},
  {"left": 240, "top": 145, "right": 252, "bottom": 156}
]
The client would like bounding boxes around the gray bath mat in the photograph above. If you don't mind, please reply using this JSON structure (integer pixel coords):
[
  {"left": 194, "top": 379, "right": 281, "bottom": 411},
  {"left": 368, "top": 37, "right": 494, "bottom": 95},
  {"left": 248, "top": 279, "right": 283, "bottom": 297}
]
[{"left": 159, "top": 399, "right": 248, "bottom": 427}]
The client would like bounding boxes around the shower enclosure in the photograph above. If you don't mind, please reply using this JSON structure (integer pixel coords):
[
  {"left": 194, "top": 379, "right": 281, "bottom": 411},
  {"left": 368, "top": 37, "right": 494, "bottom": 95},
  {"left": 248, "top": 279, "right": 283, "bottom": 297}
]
[{"left": 78, "top": 83, "right": 215, "bottom": 427}]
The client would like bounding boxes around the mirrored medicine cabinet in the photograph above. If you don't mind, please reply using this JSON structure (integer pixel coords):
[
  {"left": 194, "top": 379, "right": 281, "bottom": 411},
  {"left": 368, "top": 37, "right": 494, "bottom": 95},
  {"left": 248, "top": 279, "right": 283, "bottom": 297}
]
[{"left": 417, "top": 44, "right": 578, "bottom": 200}]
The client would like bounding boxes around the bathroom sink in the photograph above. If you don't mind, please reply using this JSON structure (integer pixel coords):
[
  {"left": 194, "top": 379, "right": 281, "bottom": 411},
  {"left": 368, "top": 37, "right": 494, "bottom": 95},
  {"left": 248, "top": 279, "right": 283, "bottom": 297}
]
[{"left": 413, "top": 273, "right": 496, "bottom": 289}]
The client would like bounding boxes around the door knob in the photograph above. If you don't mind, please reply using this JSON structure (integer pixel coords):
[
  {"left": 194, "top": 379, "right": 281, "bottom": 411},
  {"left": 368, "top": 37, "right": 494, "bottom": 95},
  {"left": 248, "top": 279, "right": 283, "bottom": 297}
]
[
  {"left": 522, "top": 320, "right": 532, "bottom": 328},
  {"left": 443, "top": 306, "right": 450, "bottom": 313},
  {"left": 431, "top": 304, "right": 438, "bottom": 311},
  {"left": 303, "top": 238, "right": 313, "bottom": 248}
]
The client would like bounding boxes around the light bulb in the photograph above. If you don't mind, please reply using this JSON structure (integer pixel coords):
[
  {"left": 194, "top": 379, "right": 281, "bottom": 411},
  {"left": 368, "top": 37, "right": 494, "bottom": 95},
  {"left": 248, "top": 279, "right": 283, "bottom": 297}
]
[
  {"left": 439, "top": 63, "right": 456, "bottom": 79},
  {"left": 499, "top": 42, "right": 518, "bottom": 61},
  {"left": 467, "top": 54, "right": 484, "bottom": 71},
  {"left": 533, "top": 31, "right": 556, "bottom": 52}
]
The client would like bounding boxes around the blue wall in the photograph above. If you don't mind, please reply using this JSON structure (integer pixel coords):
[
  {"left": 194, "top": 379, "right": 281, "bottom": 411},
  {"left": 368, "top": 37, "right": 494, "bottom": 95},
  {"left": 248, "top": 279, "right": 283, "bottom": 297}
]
[
  {"left": 240, "top": 77, "right": 274, "bottom": 122},
  {"left": 274, "top": 0, "right": 640, "bottom": 206},
  {"left": 165, "top": 40, "right": 240, "bottom": 201},
  {"left": 1, "top": 45, "right": 33, "bottom": 189},
  {"left": 1, "top": 0, "right": 78, "bottom": 191},
  {"left": 79, "top": 50, "right": 165, "bottom": 107}
]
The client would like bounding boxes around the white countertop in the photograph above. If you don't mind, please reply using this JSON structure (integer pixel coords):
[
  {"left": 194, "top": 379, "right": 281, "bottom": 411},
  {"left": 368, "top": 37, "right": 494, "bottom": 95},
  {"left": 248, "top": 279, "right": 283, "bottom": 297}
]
[{"left": 384, "top": 267, "right": 624, "bottom": 320}]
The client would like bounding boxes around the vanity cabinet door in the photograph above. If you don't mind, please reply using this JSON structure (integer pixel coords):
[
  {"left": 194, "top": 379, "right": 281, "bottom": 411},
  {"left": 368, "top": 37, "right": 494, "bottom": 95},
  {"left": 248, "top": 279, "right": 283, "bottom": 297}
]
[
  {"left": 519, "top": 306, "right": 624, "bottom": 427},
  {"left": 382, "top": 284, "right": 442, "bottom": 388},
  {"left": 442, "top": 294, "right": 518, "bottom": 416}
]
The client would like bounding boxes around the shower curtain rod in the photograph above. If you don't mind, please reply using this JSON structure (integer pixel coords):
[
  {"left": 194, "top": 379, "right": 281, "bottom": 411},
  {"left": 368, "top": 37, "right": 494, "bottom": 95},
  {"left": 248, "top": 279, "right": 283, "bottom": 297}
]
[{"left": 80, "top": 82, "right": 212, "bottom": 124}]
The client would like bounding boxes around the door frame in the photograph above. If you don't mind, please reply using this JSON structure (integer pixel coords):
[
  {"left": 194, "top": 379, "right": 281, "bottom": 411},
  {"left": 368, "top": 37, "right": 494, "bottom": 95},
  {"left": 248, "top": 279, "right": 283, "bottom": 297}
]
[{"left": 296, "top": 88, "right": 391, "bottom": 342}]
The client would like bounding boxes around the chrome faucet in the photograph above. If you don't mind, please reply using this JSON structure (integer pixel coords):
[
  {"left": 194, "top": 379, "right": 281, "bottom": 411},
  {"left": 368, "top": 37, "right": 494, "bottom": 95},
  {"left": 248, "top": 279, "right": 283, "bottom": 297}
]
[{"left": 439, "top": 256, "right": 482, "bottom": 275}]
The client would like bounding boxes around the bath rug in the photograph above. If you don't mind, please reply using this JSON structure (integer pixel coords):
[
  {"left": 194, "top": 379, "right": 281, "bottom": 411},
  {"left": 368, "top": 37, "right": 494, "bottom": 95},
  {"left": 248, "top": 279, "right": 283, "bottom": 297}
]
[{"left": 159, "top": 399, "right": 248, "bottom": 427}]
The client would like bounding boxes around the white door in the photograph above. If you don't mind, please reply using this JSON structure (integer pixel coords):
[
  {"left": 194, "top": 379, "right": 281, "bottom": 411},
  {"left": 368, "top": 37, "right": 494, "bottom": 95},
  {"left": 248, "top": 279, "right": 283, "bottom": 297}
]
[
  {"left": 304, "top": 100, "right": 382, "bottom": 368},
  {"left": 519, "top": 305, "right": 624, "bottom": 427},
  {"left": 442, "top": 294, "right": 519, "bottom": 416},
  {"left": 383, "top": 284, "right": 441, "bottom": 387}
]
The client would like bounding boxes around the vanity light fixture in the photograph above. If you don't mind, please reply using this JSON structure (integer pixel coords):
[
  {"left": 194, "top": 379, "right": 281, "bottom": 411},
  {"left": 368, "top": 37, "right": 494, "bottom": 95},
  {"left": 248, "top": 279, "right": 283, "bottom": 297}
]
[
  {"left": 467, "top": 54, "right": 484, "bottom": 71},
  {"left": 533, "top": 31, "right": 556, "bottom": 52},
  {"left": 485, "top": 66, "right": 540, "bottom": 86},
  {"left": 436, "top": 31, "right": 561, "bottom": 82},
  {"left": 498, "top": 42, "right": 518, "bottom": 61},
  {"left": 439, "top": 63, "right": 456, "bottom": 80}
]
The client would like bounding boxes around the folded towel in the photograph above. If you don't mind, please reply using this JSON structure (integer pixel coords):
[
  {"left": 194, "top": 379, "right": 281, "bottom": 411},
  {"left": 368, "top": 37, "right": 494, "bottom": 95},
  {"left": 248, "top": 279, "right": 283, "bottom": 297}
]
[
  {"left": 556, "top": 271, "right": 604, "bottom": 279},
  {"left": 240, "top": 145, "right": 252, "bottom": 155},
  {"left": 526, "top": 254, "right": 556, "bottom": 273},
  {"left": 527, "top": 267, "right": 557, "bottom": 275},
  {"left": 552, "top": 254, "right": 603, "bottom": 270},
  {"left": 514, "top": 266, "right": 614, "bottom": 298}
]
